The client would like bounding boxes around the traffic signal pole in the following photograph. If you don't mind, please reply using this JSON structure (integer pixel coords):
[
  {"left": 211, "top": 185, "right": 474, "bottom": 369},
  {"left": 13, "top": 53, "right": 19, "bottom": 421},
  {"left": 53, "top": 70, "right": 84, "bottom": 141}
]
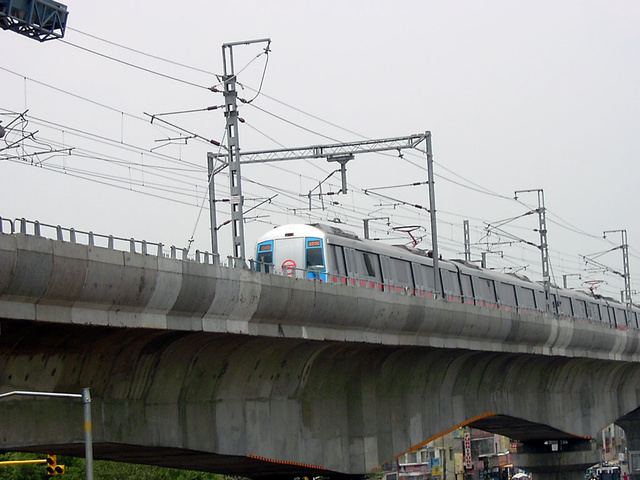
[
  {"left": 0, "top": 389, "right": 93, "bottom": 480},
  {"left": 82, "top": 388, "right": 94, "bottom": 480}
]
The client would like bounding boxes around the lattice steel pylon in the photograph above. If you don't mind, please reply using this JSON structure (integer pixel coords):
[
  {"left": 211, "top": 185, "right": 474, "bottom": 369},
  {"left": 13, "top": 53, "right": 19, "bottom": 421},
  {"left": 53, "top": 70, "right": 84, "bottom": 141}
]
[
  {"left": 604, "top": 229, "right": 632, "bottom": 309},
  {"left": 515, "top": 189, "right": 552, "bottom": 313},
  {"left": 0, "top": 0, "right": 68, "bottom": 42},
  {"left": 220, "top": 38, "right": 271, "bottom": 264}
]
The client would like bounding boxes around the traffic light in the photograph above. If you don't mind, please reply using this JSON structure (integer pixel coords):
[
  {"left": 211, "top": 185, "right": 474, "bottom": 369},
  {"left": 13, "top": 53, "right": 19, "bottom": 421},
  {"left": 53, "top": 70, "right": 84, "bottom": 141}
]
[{"left": 46, "top": 455, "right": 65, "bottom": 475}]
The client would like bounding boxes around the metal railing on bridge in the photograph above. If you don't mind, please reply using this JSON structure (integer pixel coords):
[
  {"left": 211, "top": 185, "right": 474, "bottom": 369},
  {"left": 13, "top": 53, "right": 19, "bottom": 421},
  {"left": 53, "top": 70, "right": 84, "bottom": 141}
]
[{"left": 0, "top": 216, "right": 218, "bottom": 265}]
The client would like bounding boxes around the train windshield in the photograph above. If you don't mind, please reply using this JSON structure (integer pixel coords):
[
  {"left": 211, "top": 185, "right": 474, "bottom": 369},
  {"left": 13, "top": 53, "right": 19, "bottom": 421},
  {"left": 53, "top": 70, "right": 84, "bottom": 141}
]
[
  {"left": 305, "top": 237, "right": 326, "bottom": 280},
  {"left": 256, "top": 240, "right": 273, "bottom": 272},
  {"left": 306, "top": 245, "right": 323, "bottom": 268}
]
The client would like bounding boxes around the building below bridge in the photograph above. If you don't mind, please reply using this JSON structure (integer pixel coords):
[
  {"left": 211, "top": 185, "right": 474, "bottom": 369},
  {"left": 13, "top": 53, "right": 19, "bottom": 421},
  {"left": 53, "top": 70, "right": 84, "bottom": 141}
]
[
  {"left": 382, "top": 428, "right": 514, "bottom": 480},
  {"left": 384, "top": 424, "right": 629, "bottom": 480}
]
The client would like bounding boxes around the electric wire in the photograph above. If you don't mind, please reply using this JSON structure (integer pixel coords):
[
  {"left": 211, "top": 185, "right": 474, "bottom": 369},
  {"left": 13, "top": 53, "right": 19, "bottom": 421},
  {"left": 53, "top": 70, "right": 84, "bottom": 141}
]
[
  {"left": 67, "top": 27, "right": 216, "bottom": 76},
  {"left": 245, "top": 103, "right": 341, "bottom": 143},
  {"left": 0, "top": 70, "right": 189, "bottom": 143},
  {"left": 21, "top": 112, "right": 207, "bottom": 170},
  {"left": 60, "top": 39, "right": 211, "bottom": 90},
  {"left": 5, "top": 40, "right": 631, "bottom": 272}
]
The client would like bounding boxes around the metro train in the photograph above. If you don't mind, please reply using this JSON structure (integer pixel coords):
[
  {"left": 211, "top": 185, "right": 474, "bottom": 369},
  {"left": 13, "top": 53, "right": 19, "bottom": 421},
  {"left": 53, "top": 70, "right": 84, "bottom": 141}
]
[{"left": 255, "top": 223, "right": 640, "bottom": 329}]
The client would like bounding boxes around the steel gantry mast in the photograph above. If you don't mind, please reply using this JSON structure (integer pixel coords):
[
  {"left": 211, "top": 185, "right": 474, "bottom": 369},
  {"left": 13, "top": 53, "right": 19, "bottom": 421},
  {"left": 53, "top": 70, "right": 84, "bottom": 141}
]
[
  {"left": 210, "top": 132, "right": 443, "bottom": 295},
  {"left": 603, "top": 229, "right": 632, "bottom": 309},
  {"left": 221, "top": 38, "right": 271, "bottom": 264},
  {"left": 515, "top": 189, "right": 552, "bottom": 313},
  {"left": 223, "top": 135, "right": 427, "bottom": 164}
]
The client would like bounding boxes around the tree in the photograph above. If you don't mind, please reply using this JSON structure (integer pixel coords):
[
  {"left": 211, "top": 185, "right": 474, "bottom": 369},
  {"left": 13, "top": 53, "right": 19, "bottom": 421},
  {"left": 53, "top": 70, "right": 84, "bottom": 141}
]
[{"left": 0, "top": 453, "right": 243, "bottom": 480}]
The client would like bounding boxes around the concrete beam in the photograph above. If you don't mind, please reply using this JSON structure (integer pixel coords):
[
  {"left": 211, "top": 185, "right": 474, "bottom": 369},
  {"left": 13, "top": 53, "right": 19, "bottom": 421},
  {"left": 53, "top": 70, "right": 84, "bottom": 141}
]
[{"left": 1, "top": 320, "right": 640, "bottom": 477}]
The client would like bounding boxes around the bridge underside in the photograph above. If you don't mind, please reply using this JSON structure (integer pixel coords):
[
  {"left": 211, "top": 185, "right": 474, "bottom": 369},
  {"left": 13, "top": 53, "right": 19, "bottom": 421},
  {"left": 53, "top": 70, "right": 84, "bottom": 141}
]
[
  {"left": 2, "top": 419, "right": 587, "bottom": 479},
  {"left": 9, "top": 443, "right": 347, "bottom": 479},
  {"left": 1, "top": 319, "right": 639, "bottom": 478}
]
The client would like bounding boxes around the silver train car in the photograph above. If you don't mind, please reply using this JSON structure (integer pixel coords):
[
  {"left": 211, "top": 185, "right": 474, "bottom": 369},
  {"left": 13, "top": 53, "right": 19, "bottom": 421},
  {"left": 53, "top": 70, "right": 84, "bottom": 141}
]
[{"left": 255, "top": 223, "right": 640, "bottom": 329}]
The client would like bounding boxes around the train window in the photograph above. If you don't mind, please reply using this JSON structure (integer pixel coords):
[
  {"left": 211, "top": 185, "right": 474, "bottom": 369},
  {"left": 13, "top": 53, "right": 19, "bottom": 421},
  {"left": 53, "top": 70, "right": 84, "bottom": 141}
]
[
  {"left": 363, "top": 253, "right": 377, "bottom": 277},
  {"left": 459, "top": 274, "right": 473, "bottom": 298},
  {"left": 518, "top": 287, "right": 536, "bottom": 309},
  {"left": 616, "top": 309, "right": 628, "bottom": 327},
  {"left": 330, "top": 245, "right": 347, "bottom": 277},
  {"left": 441, "top": 269, "right": 461, "bottom": 296},
  {"left": 603, "top": 306, "right": 614, "bottom": 326},
  {"left": 380, "top": 256, "right": 392, "bottom": 283},
  {"left": 256, "top": 240, "right": 273, "bottom": 272},
  {"left": 392, "top": 258, "right": 413, "bottom": 286},
  {"left": 475, "top": 277, "right": 496, "bottom": 302},
  {"left": 534, "top": 290, "right": 546, "bottom": 311},
  {"left": 306, "top": 246, "right": 324, "bottom": 269},
  {"left": 344, "top": 248, "right": 358, "bottom": 277},
  {"left": 356, "top": 251, "right": 382, "bottom": 280},
  {"left": 573, "top": 299, "right": 588, "bottom": 318},
  {"left": 549, "top": 295, "right": 558, "bottom": 313},
  {"left": 633, "top": 312, "right": 639, "bottom": 329},
  {"left": 413, "top": 263, "right": 435, "bottom": 291},
  {"left": 559, "top": 296, "right": 573, "bottom": 316},
  {"left": 497, "top": 282, "right": 517, "bottom": 306},
  {"left": 589, "top": 303, "right": 601, "bottom": 321}
]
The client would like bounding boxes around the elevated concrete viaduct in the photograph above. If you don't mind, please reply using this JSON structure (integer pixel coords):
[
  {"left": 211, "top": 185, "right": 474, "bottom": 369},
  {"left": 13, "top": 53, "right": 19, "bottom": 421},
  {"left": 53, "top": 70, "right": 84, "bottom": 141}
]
[{"left": 2, "top": 231, "right": 640, "bottom": 479}]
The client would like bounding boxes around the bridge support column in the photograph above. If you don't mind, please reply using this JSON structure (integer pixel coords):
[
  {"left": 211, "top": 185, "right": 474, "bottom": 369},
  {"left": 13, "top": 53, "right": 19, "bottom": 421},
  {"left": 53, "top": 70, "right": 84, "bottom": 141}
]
[
  {"left": 513, "top": 439, "right": 598, "bottom": 480},
  {"left": 617, "top": 412, "right": 640, "bottom": 480}
]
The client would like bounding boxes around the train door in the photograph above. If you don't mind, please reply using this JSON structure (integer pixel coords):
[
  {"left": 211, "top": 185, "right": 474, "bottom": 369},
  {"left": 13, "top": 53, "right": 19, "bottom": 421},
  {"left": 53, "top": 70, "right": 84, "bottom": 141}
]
[{"left": 274, "top": 237, "right": 305, "bottom": 277}]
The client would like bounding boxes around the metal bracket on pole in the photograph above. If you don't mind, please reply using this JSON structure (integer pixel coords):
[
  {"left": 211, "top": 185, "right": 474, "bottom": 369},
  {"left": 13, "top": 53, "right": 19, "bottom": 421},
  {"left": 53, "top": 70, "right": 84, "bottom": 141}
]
[
  {"left": 363, "top": 217, "right": 390, "bottom": 240},
  {"left": 326, "top": 154, "right": 353, "bottom": 194}
]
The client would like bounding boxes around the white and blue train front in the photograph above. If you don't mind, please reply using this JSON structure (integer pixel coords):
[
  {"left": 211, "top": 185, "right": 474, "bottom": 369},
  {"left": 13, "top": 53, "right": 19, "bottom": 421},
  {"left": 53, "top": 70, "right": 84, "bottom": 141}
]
[{"left": 255, "top": 224, "right": 328, "bottom": 280}]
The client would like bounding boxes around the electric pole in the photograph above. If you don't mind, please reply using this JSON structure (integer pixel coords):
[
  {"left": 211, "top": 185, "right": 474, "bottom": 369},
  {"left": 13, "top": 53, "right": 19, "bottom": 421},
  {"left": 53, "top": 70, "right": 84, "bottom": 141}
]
[
  {"left": 515, "top": 189, "right": 551, "bottom": 313},
  {"left": 363, "top": 217, "right": 389, "bottom": 240},
  {"left": 603, "top": 229, "right": 632, "bottom": 309},
  {"left": 221, "top": 38, "right": 271, "bottom": 265},
  {"left": 207, "top": 152, "right": 219, "bottom": 263},
  {"left": 463, "top": 220, "right": 471, "bottom": 262},
  {"left": 425, "top": 132, "right": 442, "bottom": 296}
]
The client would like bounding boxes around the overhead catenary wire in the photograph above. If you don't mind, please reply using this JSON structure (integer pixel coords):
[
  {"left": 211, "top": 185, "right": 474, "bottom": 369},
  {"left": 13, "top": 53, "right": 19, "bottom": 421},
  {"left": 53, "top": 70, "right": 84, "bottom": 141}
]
[
  {"left": 2, "top": 62, "right": 599, "bottom": 265},
  {"left": 7, "top": 104, "right": 632, "bottom": 288},
  {"left": 66, "top": 27, "right": 217, "bottom": 76},
  {"left": 0, "top": 34, "right": 632, "bottom": 288},
  {"left": 60, "top": 39, "right": 212, "bottom": 91},
  {"left": 1, "top": 43, "right": 624, "bottom": 266}
]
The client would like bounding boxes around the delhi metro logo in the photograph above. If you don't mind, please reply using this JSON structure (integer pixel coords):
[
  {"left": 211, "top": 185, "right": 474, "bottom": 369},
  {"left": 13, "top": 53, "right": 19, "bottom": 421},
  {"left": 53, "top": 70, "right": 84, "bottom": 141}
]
[{"left": 282, "top": 259, "right": 297, "bottom": 276}]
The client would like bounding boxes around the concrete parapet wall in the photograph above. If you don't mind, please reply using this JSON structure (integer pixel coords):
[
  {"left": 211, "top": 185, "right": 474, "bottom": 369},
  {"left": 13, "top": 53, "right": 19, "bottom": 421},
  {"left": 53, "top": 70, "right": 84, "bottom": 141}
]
[{"left": 0, "top": 232, "right": 638, "bottom": 361}]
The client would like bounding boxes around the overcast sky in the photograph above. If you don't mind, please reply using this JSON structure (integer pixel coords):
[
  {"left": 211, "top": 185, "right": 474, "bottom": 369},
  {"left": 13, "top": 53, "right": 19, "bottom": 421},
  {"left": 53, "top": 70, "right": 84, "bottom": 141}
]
[{"left": 2, "top": 0, "right": 639, "bottom": 300}]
